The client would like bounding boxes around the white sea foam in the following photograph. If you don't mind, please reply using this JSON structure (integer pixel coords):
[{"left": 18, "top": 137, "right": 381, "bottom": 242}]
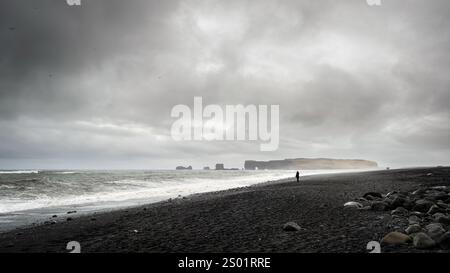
[{"left": 0, "top": 170, "right": 39, "bottom": 174}]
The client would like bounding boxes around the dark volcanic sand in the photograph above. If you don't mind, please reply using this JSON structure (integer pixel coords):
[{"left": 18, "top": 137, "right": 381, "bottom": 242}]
[{"left": 0, "top": 167, "right": 449, "bottom": 253}]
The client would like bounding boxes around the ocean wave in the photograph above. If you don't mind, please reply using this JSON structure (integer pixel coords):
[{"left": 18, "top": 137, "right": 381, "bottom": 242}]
[
  {"left": 0, "top": 169, "right": 367, "bottom": 214},
  {"left": 0, "top": 170, "right": 39, "bottom": 174}
]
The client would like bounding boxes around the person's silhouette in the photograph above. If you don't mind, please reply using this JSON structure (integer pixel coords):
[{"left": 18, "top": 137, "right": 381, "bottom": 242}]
[{"left": 296, "top": 171, "right": 300, "bottom": 183}]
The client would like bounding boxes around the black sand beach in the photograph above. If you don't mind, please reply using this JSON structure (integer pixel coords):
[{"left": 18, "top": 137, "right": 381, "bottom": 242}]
[{"left": 0, "top": 167, "right": 449, "bottom": 253}]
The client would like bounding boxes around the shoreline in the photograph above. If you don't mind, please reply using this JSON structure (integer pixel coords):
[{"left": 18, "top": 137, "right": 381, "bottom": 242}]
[
  {"left": 0, "top": 167, "right": 448, "bottom": 253},
  {"left": 0, "top": 169, "right": 373, "bottom": 233}
]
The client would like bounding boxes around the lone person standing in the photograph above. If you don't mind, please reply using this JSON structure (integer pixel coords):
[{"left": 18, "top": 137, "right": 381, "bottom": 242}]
[{"left": 296, "top": 171, "right": 300, "bottom": 183}]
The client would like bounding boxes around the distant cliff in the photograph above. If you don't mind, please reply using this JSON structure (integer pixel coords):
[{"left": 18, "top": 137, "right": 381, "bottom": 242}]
[
  {"left": 176, "top": 166, "right": 193, "bottom": 170},
  {"left": 244, "top": 158, "right": 378, "bottom": 170}
]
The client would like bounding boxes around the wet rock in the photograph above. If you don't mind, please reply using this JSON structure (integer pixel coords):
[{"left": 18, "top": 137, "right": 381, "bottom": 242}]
[
  {"left": 390, "top": 196, "right": 406, "bottom": 209},
  {"left": 356, "top": 197, "right": 369, "bottom": 203},
  {"left": 434, "top": 214, "right": 450, "bottom": 225},
  {"left": 403, "top": 199, "right": 415, "bottom": 210},
  {"left": 412, "top": 188, "right": 427, "bottom": 196},
  {"left": 436, "top": 201, "right": 449, "bottom": 209},
  {"left": 427, "top": 205, "right": 445, "bottom": 215},
  {"left": 413, "top": 199, "right": 434, "bottom": 213},
  {"left": 282, "top": 222, "right": 304, "bottom": 232},
  {"left": 391, "top": 207, "right": 409, "bottom": 216},
  {"left": 344, "top": 201, "right": 363, "bottom": 209},
  {"left": 426, "top": 191, "right": 448, "bottom": 202},
  {"left": 381, "top": 232, "right": 411, "bottom": 246},
  {"left": 432, "top": 212, "right": 447, "bottom": 221},
  {"left": 439, "top": 232, "right": 450, "bottom": 249},
  {"left": 371, "top": 201, "right": 389, "bottom": 211},
  {"left": 408, "top": 215, "right": 421, "bottom": 225},
  {"left": 406, "top": 224, "right": 422, "bottom": 235},
  {"left": 413, "top": 232, "right": 436, "bottom": 249},
  {"left": 363, "top": 192, "right": 383, "bottom": 200},
  {"left": 385, "top": 191, "right": 398, "bottom": 198},
  {"left": 425, "top": 223, "right": 446, "bottom": 242},
  {"left": 410, "top": 211, "right": 424, "bottom": 217}
]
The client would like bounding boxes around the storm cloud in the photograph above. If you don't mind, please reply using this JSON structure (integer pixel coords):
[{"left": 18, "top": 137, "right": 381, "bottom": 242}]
[{"left": 0, "top": 0, "right": 449, "bottom": 169}]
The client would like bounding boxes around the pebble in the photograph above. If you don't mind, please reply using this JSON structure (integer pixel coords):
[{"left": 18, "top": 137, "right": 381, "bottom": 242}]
[
  {"left": 343, "top": 201, "right": 363, "bottom": 209},
  {"left": 426, "top": 223, "right": 446, "bottom": 242},
  {"left": 413, "top": 233, "right": 436, "bottom": 249},
  {"left": 408, "top": 215, "right": 421, "bottom": 225},
  {"left": 391, "top": 207, "right": 408, "bottom": 216},
  {"left": 434, "top": 214, "right": 450, "bottom": 225},
  {"left": 371, "top": 201, "right": 388, "bottom": 211},
  {"left": 427, "top": 205, "right": 444, "bottom": 215},
  {"left": 406, "top": 224, "right": 422, "bottom": 235},
  {"left": 282, "top": 222, "right": 304, "bottom": 232},
  {"left": 438, "top": 232, "right": 450, "bottom": 249},
  {"left": 413, "top": 199, "right": 434, "bottom": 213},
  {"left": 381, "top": 232, "right": 411, "bottom": 246}
]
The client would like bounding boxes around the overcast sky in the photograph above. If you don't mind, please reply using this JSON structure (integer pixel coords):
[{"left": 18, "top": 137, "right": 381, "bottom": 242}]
[{"left": 0, "top": 0, "right": 449, "bottom": 170}]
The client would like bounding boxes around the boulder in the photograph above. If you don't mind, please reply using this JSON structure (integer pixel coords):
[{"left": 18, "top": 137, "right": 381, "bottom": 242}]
[
  {"left": 439, "top": 232, "right": 450, "bottom": 250},
  {"left": 282, "top": 222, "right": 303, "bottom": 232},
  {"left": 363, "top": 192, "right": 383, "bottom": 200},
  {"left": 413, "top": 232, "right": 436, "bottom": 249},
  {"left": 402, "top": 199, "right": 415, "bottom": 210},
  {"left": 436, "top": 201, "right": 449, "bottom": 209},
  {"left": 391, "top": 207, "right": 409, "bottom": 216},
  {"left": 356, "top": 197, "right": 369, "bottom": 203},
  {"left": 410, "top": 211, "right": 424, "bottom": 217},
  {"left": 427, "top": 205, "right": 445, "bottom": 215},
  {"left": 408, "top": 215, "right": 421, "bottom": 225},
  {"left": 412, "top": 188, "right": 427, "bottom": 197},
  {"left": 390, "top": 196, "right": 406, "bottom": 209},
  {"left": 434, "top": 214, "right": 450, "bottom": 226},
  {"left": 444, "top": 196, "right": 450, "bottom": 204},
  {"left": 371, "top": 201, "right": 389, "bottom": 211},
  {"left": 406, "top": 224, "right": 422, "bottom": 235},
  {"left": 425, "top": 191, "right": 448, "bottom": 202},
  {"left": 381, "top": 232, "right": 411, "bottom": 246},
  {"left": 425, "top": 223, "right": 446, "bottom": 242},
  {"left": 344, "top": 201, "right": 363, "bottom": 209},
  {"left": 413, "top": 199, "right": 434, "bottom": 213}
]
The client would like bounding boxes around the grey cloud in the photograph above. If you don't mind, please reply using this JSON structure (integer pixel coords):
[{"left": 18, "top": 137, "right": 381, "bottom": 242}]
[{"left": 0, "top": 0, "right": 449, "bottom": 169}]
